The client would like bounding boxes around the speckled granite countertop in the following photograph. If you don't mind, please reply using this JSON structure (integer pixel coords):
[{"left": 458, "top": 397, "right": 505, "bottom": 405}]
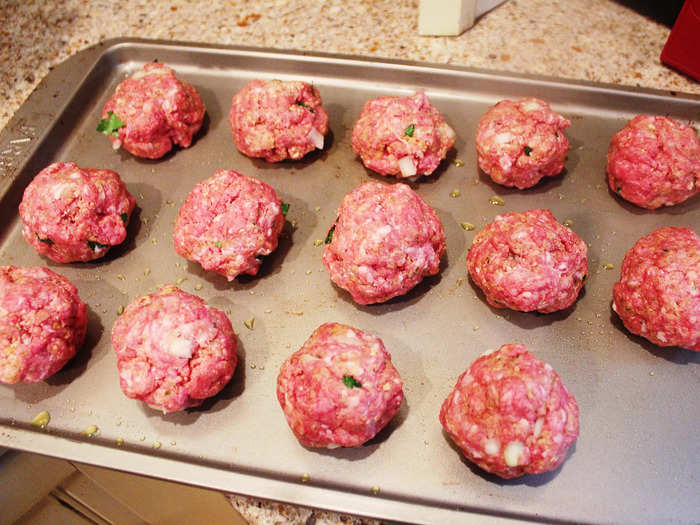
[
  {"left": 0, "top": 1, "right": 696, "bottom": 524},
  {"left": 2, "top": 0, "right": 698, "bottom": 132}
]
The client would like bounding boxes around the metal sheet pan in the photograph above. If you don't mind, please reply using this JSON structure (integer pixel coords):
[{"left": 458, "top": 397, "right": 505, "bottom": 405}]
[{"left": 0, "top": 39, "right": 698, "bottom": 524}]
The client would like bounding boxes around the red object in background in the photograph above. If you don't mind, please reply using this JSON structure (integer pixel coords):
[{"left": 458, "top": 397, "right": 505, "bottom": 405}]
[{"left": 661, "top": 0, "right": 700, "bottom": 81}]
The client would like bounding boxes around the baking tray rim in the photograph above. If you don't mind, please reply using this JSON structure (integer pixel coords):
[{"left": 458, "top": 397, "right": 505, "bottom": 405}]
[{"left": 0, "top": 37, "right": 698, "bottom": 525}]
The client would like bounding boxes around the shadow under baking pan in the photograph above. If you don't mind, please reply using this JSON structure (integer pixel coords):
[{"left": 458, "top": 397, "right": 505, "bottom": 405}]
[
  {"left": 335, "top": 258, "right": 448, "bottom": 316},
  {"left": 606, "top": 184, "right": 700, "bottom": 217},
  {"left": 13, "top": 303, "right": 105, "bottom": 404},
  {"left": 138, "top": 340, "right": 246, "bottom": 425},
  {"left": 608, "top": 305, "right": 700, "bottom": 365},
  {"left": 301, "top": 396, "right": 409, "bottom": 460},
  {"left": 466, "top": 275, "right": 583, "bottom": 329},
  {"left": 245, "top": 130, "right": 336, "bottom": 172},
  {"left": 360, "top": 148, "right": 458, "bottom": 187},
  {"left": 441, "top": 429, "right": 573, "bottom": 488}
]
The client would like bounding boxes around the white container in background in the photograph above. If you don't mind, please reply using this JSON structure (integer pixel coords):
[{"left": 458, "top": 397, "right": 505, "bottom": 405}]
[{"left": 418, "top": 0, "right": 507, "bottom": 35}]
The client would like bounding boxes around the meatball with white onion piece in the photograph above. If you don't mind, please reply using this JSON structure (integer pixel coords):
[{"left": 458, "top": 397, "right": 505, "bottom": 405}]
[{"left": 229, "top": 79, "right": 329, "bottom": 162}]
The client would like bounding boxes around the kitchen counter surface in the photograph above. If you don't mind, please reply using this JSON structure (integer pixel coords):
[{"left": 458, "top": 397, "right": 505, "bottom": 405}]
[
  {"left": 2, "top": 0, "right": 698, "bottom": 133},
  {"left": 1, "top": 1, "right": 697, "bottom": 524}
]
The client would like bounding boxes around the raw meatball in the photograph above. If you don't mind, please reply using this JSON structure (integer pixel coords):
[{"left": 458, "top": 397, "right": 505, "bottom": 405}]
[
  {"left": 19, "top": 162, "right": 135, "bottom": 263},
  {"left": 322, "top": 181, "right": 446, "bottom": 305},
  {"left": 613, "top": 227, "right": 699, "bottom": 351},
  {"left": 351, "top": 91, "right": 456, "bottom": 178},
  {"left": 229, "top": 79, "right": 329, "bottom": 162},
  {"left": 467, "top": 209, "right": 588, "bottom": 313},
  {"left": 100, "top": 62, "right": 205, "bottom": 159},
  {"left": 606, "top": 115, "right": 700, "bottom": 209},
  {"left": 173, "top": 170, "right": 284, "bottom": 280},
  {"left": 440, "top": 343, "right": 579, "bottom": 479},
  {"left": 475, "top": 98, "right": 570, "bottom": 189},
  {"left": 0, "top": 266, "right": 87, "bottom": 384},
  {"left": 277, "top": 322, "right": 404, "bottom": 448},
  {"left": 111, "top": 285, "right": 237, "bottom": 413}
]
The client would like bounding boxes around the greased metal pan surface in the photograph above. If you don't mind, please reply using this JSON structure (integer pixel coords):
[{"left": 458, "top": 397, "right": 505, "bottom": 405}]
[{"left": 0, "top": 39, "right": 698, "bottom": 524}]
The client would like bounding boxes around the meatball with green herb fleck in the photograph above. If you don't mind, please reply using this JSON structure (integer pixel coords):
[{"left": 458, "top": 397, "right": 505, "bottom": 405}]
[
  {"left": 323, "top": 181, "right": 446, "bottom": 305},
  {"left": 476, "top": 98, "right": 570, "bottom": 189},
  {"left": 173, "top": 170, "right": 285, "bottom": 280},
  {"left": 111, "top": 285, "right": 237, "bottom": 413},
  {"left": 229, "top": 79, "right": 329, "bottom": 162},
  {"left": 277, "top": 323, "right": 404, "bottom": 448},
  {"left": 467, "top": 209, "right": 588, "bottom": 313},
  {"left": 0, "top": 266, "right": 87, "bottom": 384},
  {"left": 99, "top": 62, "right": 205, "bottom": 159},
  {"left": 19, "top": 162, "right": 135, "bottom": 263},
  {"left": 351, "top": 91, "right": 456, "bottom": 178}
]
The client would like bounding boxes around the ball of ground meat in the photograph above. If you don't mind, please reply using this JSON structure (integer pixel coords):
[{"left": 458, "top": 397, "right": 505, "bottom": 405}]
[
  {"left": 277, "top": 322, "right": 404, "bottom": 448},
  {"left": 322, "top": 181, "right": 446, "bottom": 305},
  {"left": 19, "top": 162, "right": 136, "bottom": 263},
  {"left": 173, "top": 170, "right": 285, "bottom": 281},
  {"left": 606, "top": 115, "right": 700, "bottom": 209},
  {"left": 111, "top": 285, "right": 237, "bottom": 413},
  {"left": 440, "top": 343, "right": 579, "bottom": 479},
  {"left": 351, "top": 91, "right": 456, "bottom": 178},
  {"left": 229, "top": 79, "right": 329, "bottom": 162},
  {"left": 467, "top": 209, "right": 588, "bottom": 313},
  {"left": 100, "top": 62, "right": 205, "bottom": 159},
  {"left": 475, "top": 98, "right": 570, "bottom": 189},
  {"left": 613, "top": 227, "right": 699, "bottom": 351},
  {"left": 0, "top": 266, "right": 87, "bottom": 384}
]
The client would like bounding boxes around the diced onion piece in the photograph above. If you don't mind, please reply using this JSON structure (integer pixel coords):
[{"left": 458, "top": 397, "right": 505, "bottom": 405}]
[
  {"left": 533, "top": 417, "right": 544, "bottom": 438},
  {"left": 504, "top": 441, "right": 525, "bottom": 467},
  {"left": 484, "top": 438, "right": 500, "bottom": 456},
  {"left": 112, "top": 139, "right": 122, "bottom": 150},
  {"left": 167, "top": 336, "right": 195, "bottom": 359},
  {"left": 398, "top": 156, "right": 417, "bottom": 178},
  {"left": 308, "top": 128, "right": 324, "bottom": 150}
]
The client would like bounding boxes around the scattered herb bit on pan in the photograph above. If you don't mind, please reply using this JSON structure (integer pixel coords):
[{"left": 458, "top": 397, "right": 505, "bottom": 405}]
[
  {"left": 281, "top": 202, "right": 290, "bottom": 216},
  {"left": 404, "top": 123, "right": 415, "bottom": 137},
  {"left": 88, "top": 240, "right": 110, "bottom": 251},
  {"left": 296, "top": 101, "right": 315, "bottom": 113},
  {"left": 31, "top": 411, "right": 50, "bottom": 428},
  {"left": 460, "top": 222, "right": 475, "bottom": 231},
  {"left": 602, "top": 263, "right": 614, "bottom": 270},
  {"left": 120, "top": 212, "right": 129, "bottom": 224},
  {"left": 244, "top": 317, "right": 255, "bottom": 330},
  {"left": 325, "top": 223, "right": 336, "bottom": 244},
  {"left": 488, "top": 196, "right": 505, "bottom": 206},
  {"left": 97, "top": 111, "right": 125, "bottom": 138},
  {"left": 153, "top": 58, "right": 159, "bottom": 62},
  {"left": 563, "top": 219, "right": 574, "bottom": 227},
  {"left": 342, "top": 375, "right": 362, "bottom": 388},
  {"left": 523, "top": 145, "right": 533, "bottom": 156},
  {"left": 453, "top": 159, "right": 465, "bottom": 167},
  {"left": 36, "top": 233, "right": 53, "bottom": 245},
  {"left": 450, "top": 189, "right": 461, "bottom": 198}
]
